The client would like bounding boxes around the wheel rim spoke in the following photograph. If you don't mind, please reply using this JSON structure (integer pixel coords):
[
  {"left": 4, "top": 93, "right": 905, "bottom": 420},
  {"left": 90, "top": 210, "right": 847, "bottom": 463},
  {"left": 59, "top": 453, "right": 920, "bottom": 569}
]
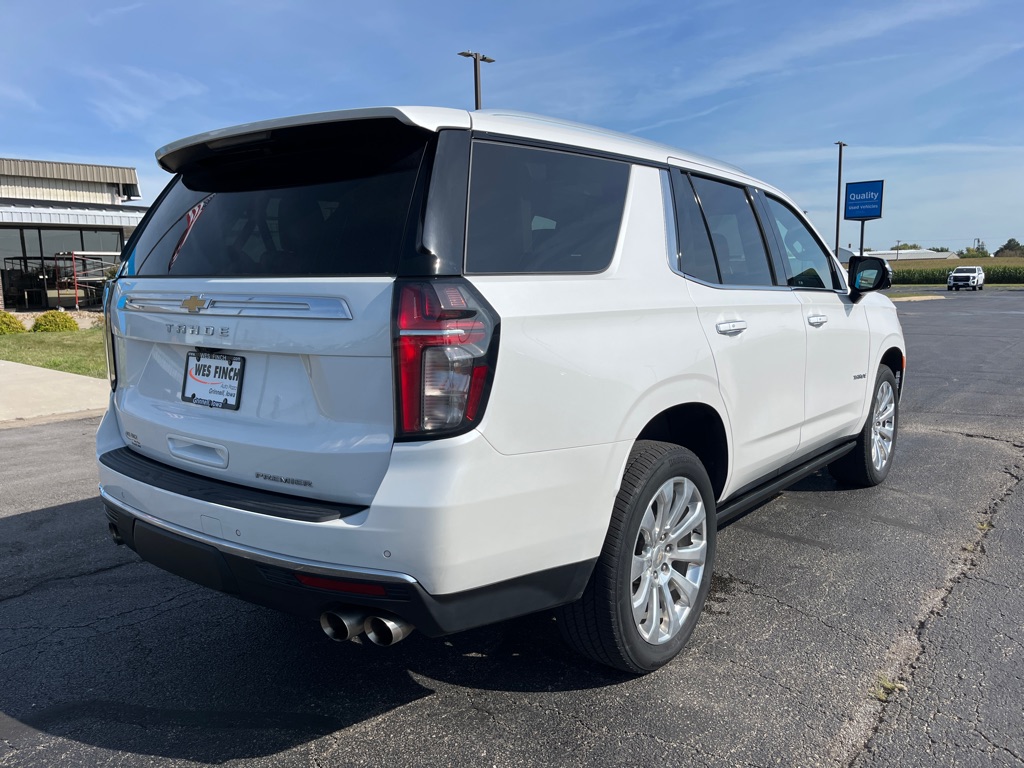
[
  {"left": 652, "top": 485, "right": 673, "bottom": 536},
  {"left": 639, "top": 505, "right": 656, "bottom": 541},
  {"left": 631, "top": 553, "right": 648, "bottom": 582},
  {"left": 670, "top": 539, "right": 706, "bottom": 565},
  {"left": 663, "top": 479, "right": 692, "bottom": 531},
  {"left": 631, "top": 571, "right": 653, "bottom": 625},
  {"left": 668, "top": 500, "right": 704, "bottom": 546},
  {"left": 668, "top": 568, "right": 700, "bottom": 607},
  {"left": 659, "top": 582, "right": 679, "bottom": 640},
  {"left": 645, "top": 577, "right": 661, "bottom": 639}
]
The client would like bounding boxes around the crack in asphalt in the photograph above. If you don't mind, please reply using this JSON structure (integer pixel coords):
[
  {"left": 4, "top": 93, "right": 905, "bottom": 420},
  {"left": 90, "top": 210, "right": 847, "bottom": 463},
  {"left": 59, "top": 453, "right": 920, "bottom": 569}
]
[
  {"left": 0, "top": 560, "right": 138, "bottom": 606},
  {"left": 919, "top": 426, "right": 1024, "bottom": 450},
  {"left": 975, "top": 727, "right": 1024, "bottom": 765},
  {"left": 844, "top": 455, "right": 1024, "bottom": 767},
  {"left": 0, "top": 587, "right": 208, "bottom": 660},
  {"left": 712, "top": 572, "right": 874, "bottom": 646}
]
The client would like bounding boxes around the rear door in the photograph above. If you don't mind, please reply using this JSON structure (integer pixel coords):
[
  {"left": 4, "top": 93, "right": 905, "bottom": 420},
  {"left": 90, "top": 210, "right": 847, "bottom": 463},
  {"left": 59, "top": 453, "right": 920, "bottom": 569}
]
[
  {"left": 108, "top": 119, "right": 433, "bottom": 504},
  {"left": 672, "top": 172, "right": 806, "bottom": 493}
]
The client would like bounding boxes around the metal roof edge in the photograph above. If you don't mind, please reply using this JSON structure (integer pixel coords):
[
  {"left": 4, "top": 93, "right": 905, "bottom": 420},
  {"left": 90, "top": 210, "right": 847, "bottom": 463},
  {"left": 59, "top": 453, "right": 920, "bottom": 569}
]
[{"left": 0, "top": 158, "right": 139, "bottom": 185}]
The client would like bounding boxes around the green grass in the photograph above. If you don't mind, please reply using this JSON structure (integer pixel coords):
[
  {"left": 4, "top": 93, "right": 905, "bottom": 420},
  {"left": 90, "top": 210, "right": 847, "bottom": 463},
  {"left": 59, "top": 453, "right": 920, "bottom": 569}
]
[{"left": 0, "top": 326, "right": 107, "bottom": 378}]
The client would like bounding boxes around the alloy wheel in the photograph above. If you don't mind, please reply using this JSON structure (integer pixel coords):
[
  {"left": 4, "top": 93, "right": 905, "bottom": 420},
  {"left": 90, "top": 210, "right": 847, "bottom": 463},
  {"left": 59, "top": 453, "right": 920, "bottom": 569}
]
[{"left": 630, "top": 477, "right": 708, "bottom": 645}]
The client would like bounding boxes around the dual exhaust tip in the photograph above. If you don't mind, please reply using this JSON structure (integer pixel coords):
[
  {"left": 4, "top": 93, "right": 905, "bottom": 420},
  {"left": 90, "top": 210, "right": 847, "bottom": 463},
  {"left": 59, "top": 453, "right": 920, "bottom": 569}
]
[{"left": 320, "top": 609, "right": 414, "bottom": 647}]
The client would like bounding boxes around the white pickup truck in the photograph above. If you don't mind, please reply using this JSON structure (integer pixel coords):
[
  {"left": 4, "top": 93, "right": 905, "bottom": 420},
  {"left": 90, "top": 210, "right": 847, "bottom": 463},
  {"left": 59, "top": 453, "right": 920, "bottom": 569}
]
[{"left": 947, "top": 265, "right": 985, "bottom": 291}]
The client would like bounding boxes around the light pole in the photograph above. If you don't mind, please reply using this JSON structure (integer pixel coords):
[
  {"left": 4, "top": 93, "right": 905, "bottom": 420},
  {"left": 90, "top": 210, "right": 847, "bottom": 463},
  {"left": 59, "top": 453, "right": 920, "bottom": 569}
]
[
  {"left": 458, "top": 50, "right": 495, "bottom": 110},
  {"left": 834, "top": 141, "right": 847, "bottom": 258}
]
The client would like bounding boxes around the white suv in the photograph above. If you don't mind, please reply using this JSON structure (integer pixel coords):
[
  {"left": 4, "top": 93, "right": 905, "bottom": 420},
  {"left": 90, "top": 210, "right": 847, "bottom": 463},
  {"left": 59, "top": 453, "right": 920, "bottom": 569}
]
[
  {"left": 947, "top": 265, "right": 985, "bottom": 291},
  {"left": 98, "top": 107, "right": 905, "bottom": 673}
]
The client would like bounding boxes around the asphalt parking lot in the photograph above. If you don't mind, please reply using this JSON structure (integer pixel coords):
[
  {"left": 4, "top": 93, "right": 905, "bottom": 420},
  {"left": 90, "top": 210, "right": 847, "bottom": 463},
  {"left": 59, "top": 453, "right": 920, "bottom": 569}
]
[{"left": 1, "top": 289, "right": 1022, "bottom": 767}]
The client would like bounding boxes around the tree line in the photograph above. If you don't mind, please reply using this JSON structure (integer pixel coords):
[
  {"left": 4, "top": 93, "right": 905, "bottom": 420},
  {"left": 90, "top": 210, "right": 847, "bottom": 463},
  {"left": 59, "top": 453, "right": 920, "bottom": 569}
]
[{"left": 885, "top": 239, "right": 1023, "bottom": 258}]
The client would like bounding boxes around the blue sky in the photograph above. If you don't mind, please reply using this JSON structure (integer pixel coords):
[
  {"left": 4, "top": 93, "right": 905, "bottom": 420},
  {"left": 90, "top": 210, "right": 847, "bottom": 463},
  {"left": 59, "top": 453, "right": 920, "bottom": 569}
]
[{"left": 2, "top": 0, "right": 1022, "bottom": 253}]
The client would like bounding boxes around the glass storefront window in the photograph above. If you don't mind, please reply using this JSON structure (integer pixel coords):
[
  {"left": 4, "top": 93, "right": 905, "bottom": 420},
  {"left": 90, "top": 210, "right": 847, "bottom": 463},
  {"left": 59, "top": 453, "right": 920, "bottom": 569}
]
[
  {"left": 23, "top": 229, "right": 41, "bottom": 259},
  {"left": 41, "top": 229, "right": 84, "bottom": 258},
  {"left": 82, "top": 229, "right": 123, "bottom": 254},
  {"left": 0, "top": 229, "right": 22, "bottom": 264}
]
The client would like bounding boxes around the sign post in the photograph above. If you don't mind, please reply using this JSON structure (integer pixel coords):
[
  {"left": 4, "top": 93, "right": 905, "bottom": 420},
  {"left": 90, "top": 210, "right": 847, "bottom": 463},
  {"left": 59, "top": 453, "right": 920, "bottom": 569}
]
[{"left": 844, "top": 180, "right": 884, "bottom": 258}]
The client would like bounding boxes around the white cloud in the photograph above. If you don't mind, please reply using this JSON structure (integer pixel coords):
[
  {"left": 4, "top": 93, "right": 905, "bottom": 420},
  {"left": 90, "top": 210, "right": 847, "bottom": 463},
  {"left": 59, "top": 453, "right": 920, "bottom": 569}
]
[
  {"left": 78, "top": 67, "right": 207, "bottom": 130},
  {"left": 0, "top": 83, "right": 40, "bottom": 110},
  {"left": 88, "top": 2, "right": 145, "bottom": 26},
  {"left": 630, "top": 0, "right": 983, "bottom": 115}
]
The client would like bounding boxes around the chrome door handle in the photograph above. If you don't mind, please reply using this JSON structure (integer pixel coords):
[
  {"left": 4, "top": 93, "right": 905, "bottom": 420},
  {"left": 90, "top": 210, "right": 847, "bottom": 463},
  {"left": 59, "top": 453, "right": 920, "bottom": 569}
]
[
  {"left": 715, "top": 320, "right": 747, "bottom": 336},
  {"left": 807, "top": 315, "right": 828, "bottom": 327}
]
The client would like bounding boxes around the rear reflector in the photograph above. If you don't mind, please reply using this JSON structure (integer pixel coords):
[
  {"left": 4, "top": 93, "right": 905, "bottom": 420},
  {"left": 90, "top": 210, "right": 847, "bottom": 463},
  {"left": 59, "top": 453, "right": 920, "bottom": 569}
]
[{"left": 294, "top": 573, "right": 388, "bottom": 597}]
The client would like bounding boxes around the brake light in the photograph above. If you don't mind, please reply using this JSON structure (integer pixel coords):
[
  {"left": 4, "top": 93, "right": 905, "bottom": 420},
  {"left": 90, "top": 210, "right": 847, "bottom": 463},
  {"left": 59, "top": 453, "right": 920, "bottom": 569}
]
[{"left": 394, "top": 279, "right": 499, "bottom": 439}]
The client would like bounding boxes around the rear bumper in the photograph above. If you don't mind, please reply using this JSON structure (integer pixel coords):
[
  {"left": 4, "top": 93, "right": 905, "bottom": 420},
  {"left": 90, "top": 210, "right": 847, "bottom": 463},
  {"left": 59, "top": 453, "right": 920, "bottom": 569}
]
[
  {"left": 102, "top": 490, "right": 594, "bottom": 636},
  {"left": 97, "top": 406, "right": 626, "bottom": 596}
]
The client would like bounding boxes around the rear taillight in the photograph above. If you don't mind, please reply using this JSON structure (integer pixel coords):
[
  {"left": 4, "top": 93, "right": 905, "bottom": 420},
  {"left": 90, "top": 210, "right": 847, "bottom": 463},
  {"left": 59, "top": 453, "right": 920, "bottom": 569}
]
[
  {"left": 102, "top": 280, "right": 117, "bottom": 392},
  {"left": 394, "top": 279, "right": 499, "bottom": 440}
]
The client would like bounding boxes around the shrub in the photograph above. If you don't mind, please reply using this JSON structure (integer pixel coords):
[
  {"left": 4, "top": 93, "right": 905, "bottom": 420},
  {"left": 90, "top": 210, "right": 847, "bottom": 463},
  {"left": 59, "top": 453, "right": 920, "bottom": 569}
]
[
  {"left": 0, "top": 310, "right": 27, "bottom": 335},
  {"left": 31, "top": 310, "right": 79, "bottom": 332}
]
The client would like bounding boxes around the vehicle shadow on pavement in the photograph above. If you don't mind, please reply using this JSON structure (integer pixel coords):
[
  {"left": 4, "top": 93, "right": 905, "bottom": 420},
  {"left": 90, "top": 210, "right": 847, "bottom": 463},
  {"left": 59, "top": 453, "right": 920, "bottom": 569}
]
[{"left": 0, "top": 498, "right": 625, "bottom": 763}]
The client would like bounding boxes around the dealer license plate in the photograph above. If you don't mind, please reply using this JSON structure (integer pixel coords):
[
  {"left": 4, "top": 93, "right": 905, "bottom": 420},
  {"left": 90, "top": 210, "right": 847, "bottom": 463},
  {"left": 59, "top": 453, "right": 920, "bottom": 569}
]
[{"left": 182, "top": 351, "right": 245, "bottom": 410}]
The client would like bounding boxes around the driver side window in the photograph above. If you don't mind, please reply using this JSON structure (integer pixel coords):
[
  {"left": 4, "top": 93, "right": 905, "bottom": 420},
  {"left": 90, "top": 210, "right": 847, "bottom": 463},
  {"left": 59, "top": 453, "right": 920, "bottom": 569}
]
[{"left": 764, "top": 197, "right": 839, "bottom": 290}]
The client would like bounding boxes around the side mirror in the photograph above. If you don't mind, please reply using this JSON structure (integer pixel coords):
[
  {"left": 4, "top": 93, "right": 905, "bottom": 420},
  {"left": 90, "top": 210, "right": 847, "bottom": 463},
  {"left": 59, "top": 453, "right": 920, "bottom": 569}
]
[{"left": 848, "top": 256, "right": 891, "bottom": 294}]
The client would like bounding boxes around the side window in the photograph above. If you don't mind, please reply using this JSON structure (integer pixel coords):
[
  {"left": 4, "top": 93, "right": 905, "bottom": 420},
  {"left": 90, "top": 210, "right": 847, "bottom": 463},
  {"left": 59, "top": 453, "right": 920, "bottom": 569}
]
[
  {"left": 690, "top": 177, "right": 774, "bottom": 287},
  {"left": 465, "top": 142, "right": 629, "bottom": 274},
  {"left": 764, "top": 197, "right": 839, "bottom": 290},
  {"left": 671, "top": 172, "right": 720, "bottom": 283}
]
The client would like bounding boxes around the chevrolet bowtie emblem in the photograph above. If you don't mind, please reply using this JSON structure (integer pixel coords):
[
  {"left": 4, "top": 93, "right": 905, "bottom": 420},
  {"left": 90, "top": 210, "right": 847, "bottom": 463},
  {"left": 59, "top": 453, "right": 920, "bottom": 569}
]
[{"left": 181, "top": 295, "right": 209, "bottom": 313}]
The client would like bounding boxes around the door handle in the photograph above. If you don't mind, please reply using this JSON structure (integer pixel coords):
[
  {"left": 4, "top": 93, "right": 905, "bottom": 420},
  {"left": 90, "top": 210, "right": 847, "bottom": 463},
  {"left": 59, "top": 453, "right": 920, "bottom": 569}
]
[
  {"left": 807, "top": 314, "right": 828, "bottom": 327},
  {"left": 715, "top": 320, "right": 747, "bottom": 336}
]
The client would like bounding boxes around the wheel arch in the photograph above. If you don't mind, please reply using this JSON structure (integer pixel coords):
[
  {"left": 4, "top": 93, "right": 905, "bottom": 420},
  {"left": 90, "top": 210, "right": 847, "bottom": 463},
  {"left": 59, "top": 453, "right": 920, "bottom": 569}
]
[
  {"left": 880, "top": 346, "right": 905, "bottom": 399},
  {"left": 635, "top": 403, "right": 729, "bottom": 501}
]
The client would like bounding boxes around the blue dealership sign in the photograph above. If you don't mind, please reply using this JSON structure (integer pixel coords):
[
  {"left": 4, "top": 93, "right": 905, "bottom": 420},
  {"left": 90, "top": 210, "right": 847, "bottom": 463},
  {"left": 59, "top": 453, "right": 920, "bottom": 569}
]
[{"left": 845, "top": 180, "right": 884, "bottom": 221}]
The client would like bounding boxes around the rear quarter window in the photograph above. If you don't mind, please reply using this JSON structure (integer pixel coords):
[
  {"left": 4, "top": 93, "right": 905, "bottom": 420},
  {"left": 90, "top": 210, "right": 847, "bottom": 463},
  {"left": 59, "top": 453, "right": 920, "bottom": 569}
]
[{"left": 465, "top": 142, "right": 629, "bottom": 274}]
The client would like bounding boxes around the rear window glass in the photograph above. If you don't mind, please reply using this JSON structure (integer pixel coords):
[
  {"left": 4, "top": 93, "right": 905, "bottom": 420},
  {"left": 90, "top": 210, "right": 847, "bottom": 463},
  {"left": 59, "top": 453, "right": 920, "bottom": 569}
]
[
  {"left": 691, "top": 176, "right": 774, "bottom": 287},
  {"left": 130, "top": 119, "right": 428, "bottom": 277},
  {"left": 465, "top": 142, "right": 629, "bottom": 274},
  {"left": 672, "top": 172, "right": 720, "bottom": 283}
]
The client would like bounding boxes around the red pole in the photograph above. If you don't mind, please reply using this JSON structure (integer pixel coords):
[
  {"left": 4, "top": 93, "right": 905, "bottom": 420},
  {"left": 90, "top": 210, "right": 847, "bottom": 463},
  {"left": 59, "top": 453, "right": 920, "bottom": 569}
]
[{"left": 73, "top": 252, "right": 81, "bottom": 310}]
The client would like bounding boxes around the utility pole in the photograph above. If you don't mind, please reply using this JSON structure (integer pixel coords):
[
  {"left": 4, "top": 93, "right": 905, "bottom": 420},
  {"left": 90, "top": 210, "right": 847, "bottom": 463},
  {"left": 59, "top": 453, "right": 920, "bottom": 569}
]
[
  {"left": 458, "top": 50, "right": 495, "bottom": 110},
  {"left": 834, "top": 141, "right": 847, "bottom": 258},
  {"left": 896, "top": 239, "right": 901, "bottom": 261}
]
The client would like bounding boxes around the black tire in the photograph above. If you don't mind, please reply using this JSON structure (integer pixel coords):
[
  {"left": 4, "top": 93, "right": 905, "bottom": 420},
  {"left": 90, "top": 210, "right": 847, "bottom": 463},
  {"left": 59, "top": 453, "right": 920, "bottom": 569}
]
[
  {"left": 829, "top": 366, "right": 899, "bottom": 487},
  {"left": 955, "top": 286, "right": 960, "bottom": 291},
  {"left": 557, "top": 441, "right": 716, "bottom": 674},
  {"left": 947, "top": 286, "right": 952, "bottom": 291},
  {"left": 980, "top": 284, "right": 984, "bottom": 290}
]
